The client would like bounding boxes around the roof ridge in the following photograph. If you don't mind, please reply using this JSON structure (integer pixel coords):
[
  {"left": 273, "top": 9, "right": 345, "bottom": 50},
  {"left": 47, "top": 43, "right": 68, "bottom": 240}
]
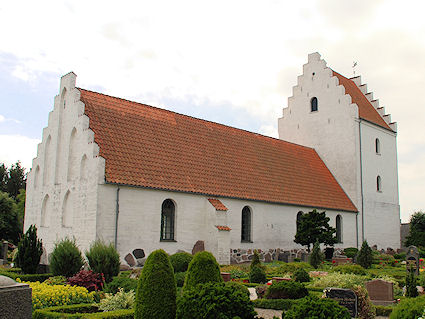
[{"left": 77, "top": 87, "right": 316, "bottom": 151}]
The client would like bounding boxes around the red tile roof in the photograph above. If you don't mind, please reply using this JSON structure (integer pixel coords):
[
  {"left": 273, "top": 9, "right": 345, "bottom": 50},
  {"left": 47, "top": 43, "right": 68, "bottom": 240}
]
[
  {"left": 79, "top": 88, "right": 357, "bottom": 212},
  {"left": 216, "top": 225, "right": 232, "bottom": 231},
  {"left": 208, "top": 198, "right": 228, "bottom": 211},
  {"left": 332, "top": 71, "right": 393, "bottom": 131}
]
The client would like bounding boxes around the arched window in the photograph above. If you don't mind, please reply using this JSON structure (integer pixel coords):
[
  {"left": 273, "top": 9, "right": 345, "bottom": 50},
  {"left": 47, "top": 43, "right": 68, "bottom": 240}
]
[
  {"left": 296, "top": 211, "right": 303, "bottom": 231},
  {"left": 62, "top": 190, "right": 73, "bottom": 227},
  {"left": 80, "top": 154, "right": 88, "bottom": 181},
  {"left": 336, "top": 215, "right": 342, "bottom": 243},
  {"left": 67, "top": 128, "right": 77, "bottom": 181},
  {"left": 43, "top": 135, "right": 52, "bottom": 186},
  {"left": 311, "top": 97, "right": 318, "bottom": 112},
  {"left": 161, "top": 199, "right": 175, "bottom": 241},
  {"left": 241, "top": 206, "right": 252, "bottom": 242},
  {"left": 375, "top": 138, "right": 380, "bottom": 154},
  {"left": 34, "top": 166, "right": 40, "bottom": 189},
  {"left": 377, "top": 176, "right": 382, "bottom": 192},
  {"left": 41, "top": 194, "right": 50, "bottom": 227}
]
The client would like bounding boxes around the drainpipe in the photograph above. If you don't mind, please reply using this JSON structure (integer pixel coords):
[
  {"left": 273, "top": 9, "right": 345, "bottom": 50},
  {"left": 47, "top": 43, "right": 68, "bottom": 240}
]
[
  {"left": 358, "top": 120, "right": 365, "bottom": 243},
  {"left": 114, "top": 186, "right": 120, "bottom": 250},
  {"left": 356, "top": 212, "right": 359, "bottom": 249}
]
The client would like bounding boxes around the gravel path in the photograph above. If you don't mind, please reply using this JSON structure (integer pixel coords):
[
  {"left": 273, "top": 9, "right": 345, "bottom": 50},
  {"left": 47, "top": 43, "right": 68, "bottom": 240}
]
[{"left": 255, "top": 308, "right": 282, "bottom": 319}]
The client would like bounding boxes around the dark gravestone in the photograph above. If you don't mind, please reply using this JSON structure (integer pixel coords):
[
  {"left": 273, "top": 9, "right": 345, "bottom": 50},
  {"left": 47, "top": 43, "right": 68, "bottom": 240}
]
[
  {"left": 192, "top": 240, "right": 205, "bottom": 255},
  {"left": 406, "top": 245, "right": 419, "bottom": 276},
  {"left": 0, "top": 275, "right": 32, "bottom": 319},
  {"left": 365, "top": 279, "right": 394, "bottom": 306},
  {"left": 132, "top": 249, "right": 145, "bottom": 259},
  {"left": 1, "top": 241, "right": 8, "bottom": 264},
  {"left": 124, "top": 253, "right": 136, "bottom": 267},
  {"left": 264, "top": 253, "right": 272, "bottom": 263},
  {"left": 278, "top": 251, "right": 290, "bottom": 262},
  {"left": 324, "top": 288, "right": 357, "bottom": 318}
]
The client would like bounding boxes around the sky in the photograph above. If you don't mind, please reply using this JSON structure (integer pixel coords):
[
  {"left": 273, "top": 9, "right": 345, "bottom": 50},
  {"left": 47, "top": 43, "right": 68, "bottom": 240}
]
[{"left": 0, "top": 0, "right": 424, "bottom": 222}]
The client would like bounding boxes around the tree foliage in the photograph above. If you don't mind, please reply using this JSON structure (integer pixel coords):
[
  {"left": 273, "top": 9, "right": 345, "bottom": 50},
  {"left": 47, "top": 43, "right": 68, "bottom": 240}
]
[
  {"left": 16, "top": 224, "right": 43, "bottom": 274},
  {"left": 294, "top": 209, "right": 337, "bottom": 251},
  {"left": 6, "top": 161, "right": 27, "bottom": 199},
  {"left": 0, "top": 191, "right": 21, "bottom": 244},
  {"left": 405, "top": 211, "right": 425, "bottom": 247}
]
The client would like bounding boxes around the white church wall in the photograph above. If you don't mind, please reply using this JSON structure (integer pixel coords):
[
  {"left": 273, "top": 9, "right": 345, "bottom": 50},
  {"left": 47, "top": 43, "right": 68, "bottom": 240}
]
[
  {"left": 25, "top": 73, "right": 103, "bottom": 257},
  {"left": 360, "top": 121, "right": 400, "bottom": 248}
]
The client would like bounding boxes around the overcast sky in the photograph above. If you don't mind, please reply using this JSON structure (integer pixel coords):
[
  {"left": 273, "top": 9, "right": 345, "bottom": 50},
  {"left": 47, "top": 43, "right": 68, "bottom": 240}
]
[{"left": 0, "top": 0, "right": 424, "bottom": 222}]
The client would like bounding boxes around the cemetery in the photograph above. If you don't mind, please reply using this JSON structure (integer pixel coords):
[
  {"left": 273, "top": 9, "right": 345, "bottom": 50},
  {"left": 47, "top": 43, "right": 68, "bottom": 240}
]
[{"left": 1, "top": 225, "right": 425, "bottom": 318}]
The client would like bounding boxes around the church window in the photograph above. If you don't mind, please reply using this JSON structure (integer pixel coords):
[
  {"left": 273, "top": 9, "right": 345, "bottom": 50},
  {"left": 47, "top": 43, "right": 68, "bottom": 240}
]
[
  {"left": 80, "top": 155, "right": 88, "bottom": 181},
  {"left": 336, "top": 215, "right": 342, "bottom": 243},
  {"left": 41, "top": 194, "right": 50, "bottom": 227},
  {"left": 296, "top": 211, "right": 303, "bottom": 231},
  {"left": 311, "top": 97, "right": 318, "bottom": 112},
  {"left": 67, "top": 128, "right": 78, "bottom": 181},
  {"left": 34, "top": 166, "right": 40, "bottom": 189},
  {"left": 241, "top": 206, "right": 252, "bottom": 242},
  {"left": 377, "top": 176, "right": 382, "bottom": 192},
  {"left": 375, "top": 138, "right": 380, "bottom": 154},
  {"left": 62, "top": 190, "right": 73, "bottom": 228},
  {"left": 161, "top": 199, "right": 175, "bottom": 241},
  {"left": 43, "top": 135, "right": 52, "bottom": 186}
]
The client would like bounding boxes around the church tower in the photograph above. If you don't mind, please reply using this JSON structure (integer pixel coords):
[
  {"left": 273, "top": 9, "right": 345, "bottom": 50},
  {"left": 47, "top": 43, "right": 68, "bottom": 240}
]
[{"left": 278, "top": 52, "right": 400, "bottom": 249}]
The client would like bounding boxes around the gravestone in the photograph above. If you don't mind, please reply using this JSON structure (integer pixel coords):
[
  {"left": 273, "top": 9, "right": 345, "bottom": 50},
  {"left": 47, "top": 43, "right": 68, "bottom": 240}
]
[
  {"left": 132, "top": 249, "right": 145, "bottom": 259},
  {"left": 124, "top": 253, "right": 136, "bottom": 267},
  {"left": 365, "top": 279, "right": 394, "bottom": 306},
  {"left": 0, "top": 275, "right": 32, "bottom": 319},
  {"left": 324, "top": 288, "right": 357, "bottom": 318},
  {"left": 192, "top": 240, "right": 205, "bottom": 255},
  {"left": 264, "top": 253, "right": 272, "bottom": 263},
  {"left": 1, "top": 241, "right": 8, "bottom": 265},
  {"left": 406, "top": 245, "right": 419, "bottom": 276},
  {"left": 278, "top": 251, "right": 289, "bottom": 262}
]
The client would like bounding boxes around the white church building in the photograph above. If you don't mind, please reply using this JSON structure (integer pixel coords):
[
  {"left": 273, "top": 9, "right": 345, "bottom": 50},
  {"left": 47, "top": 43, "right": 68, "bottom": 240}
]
[{"left": 24, "top": 53, "right": 400, "bottom": 265}]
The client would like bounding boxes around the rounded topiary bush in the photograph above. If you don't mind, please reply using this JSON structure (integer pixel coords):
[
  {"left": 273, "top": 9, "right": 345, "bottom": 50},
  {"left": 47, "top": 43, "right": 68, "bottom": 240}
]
[
  {"left": 283, "top": 296, "right": 351, "bottom": 319},
  {"left": 293, "top": 268, "right": 310, "bottom": 283},
  {"left": 265, "top": 281, "right": 308, "bottom": 299},
  {"left": 49, "top": 237, "right": 83, "bottom": 277},
  {"left": 85, "top": 240, "right": 120, "bottom": 283},
  {"left": 170, "top": 252, "right": 193, "bottom": 273},
  {"left": 177, "top": 282, "right": 256, "bottom": 319},
  {"left": 135, "top": 249, "right": 176, "bottom": 319},
  {"left": 183, "top": 251, "right": 223, "bottom": 291},
  {"left": 249, "top": 265, "right": 267, "bottom": 283}
]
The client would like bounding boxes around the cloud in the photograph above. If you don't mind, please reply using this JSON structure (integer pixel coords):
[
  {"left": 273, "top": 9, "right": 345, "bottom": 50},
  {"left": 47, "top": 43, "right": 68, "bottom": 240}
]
[
  {"left": 0, "top": 114, "right": 21, "bottom": 124},
  {"left": 0, "top": 135, "right": 40, "bottom": 170}
]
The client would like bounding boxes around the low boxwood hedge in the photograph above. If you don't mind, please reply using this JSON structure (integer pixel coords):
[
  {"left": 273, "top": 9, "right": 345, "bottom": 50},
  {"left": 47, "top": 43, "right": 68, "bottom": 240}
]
[
  {"left": 0, "top": 269, "right": 52, "bottom": 282},
  {"left": 252, "top": 298, "right": 300, "bottom": 310},
  {"left": 32, "top": 303, "right": 134, "bottom": 318}
]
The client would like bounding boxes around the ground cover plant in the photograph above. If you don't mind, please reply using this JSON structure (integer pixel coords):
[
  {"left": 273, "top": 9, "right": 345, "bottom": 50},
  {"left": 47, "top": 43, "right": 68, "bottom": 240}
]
[
  {"left": 308, "top": 272, "right": 368, "bottom": 289},
  {"left": 49, "top": 237, "right": 84, "bottom": 277},
  {"left": 86, "top": 240, "right": 120, "bottom": 283},
  {"left": 99, "top": 288, "right": 135, "bottom": 311}
]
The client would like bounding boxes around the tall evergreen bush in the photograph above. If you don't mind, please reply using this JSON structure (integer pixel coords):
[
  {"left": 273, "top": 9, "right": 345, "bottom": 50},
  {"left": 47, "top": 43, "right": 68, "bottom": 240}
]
[
  {"left": 406, "top": 266, "right": 419, "bottom": 298},
  {"left": 50, "top": 237, "right": 83, "bottom": 277},
  {"left": 183, "top": 251, "right": 223, "bottom": 291},
  {"left": 85, "top": 240, "right": 120, "bottom": 282},
  {"left": 135, "top": 249, "right": 176, "bottom": 319},
  {"left": 250, "top": 250, "right": 262, "bottom": 270},
  {"left": 309, "top": 240, "right": 324, "bottom": 269},
  {"left": 357, "top": 241, "right": 373, "bottom": 269},
  {"left": 16, "top": 224, "right": 43, "bottom": 274}
]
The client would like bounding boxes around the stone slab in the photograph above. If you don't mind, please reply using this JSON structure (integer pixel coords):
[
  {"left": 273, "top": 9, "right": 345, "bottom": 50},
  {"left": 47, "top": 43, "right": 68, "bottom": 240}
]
[
  {"left": 365, "top": 279, "right": 393, "bottom": 302},
  {"left": 324, "top": 287, "right": 357, "bottom": 318}
]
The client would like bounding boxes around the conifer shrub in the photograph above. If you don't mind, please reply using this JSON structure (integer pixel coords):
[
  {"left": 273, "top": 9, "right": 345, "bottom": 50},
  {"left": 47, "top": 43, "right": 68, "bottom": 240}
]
[
  {"left": 265, "top": 281, "right": 308, "bottom": 299},
  {"left": 174, "top": 271, "right": 186, "bottom": 287},
  {"left": 49, "top": 237, "right": 83, "bottom": 277},
  {"left": 389, "top": 295, "right": 425, "bottom": 319},
  {"left": 293, "top": 268, "right": 310, "bottom": 283},
  {"left": 183, "top": 251, "right": 223, "bottom": 291},
  {"left": 250, "top": 250, "right": 262, "bottom": 270},
  {"left": 176, "top": 282, "right": 256, "bottom": 319},
  {"left": 309, "top": 240, "right": 324, "bottom": 269},
  {"left": 357, "top": 240, "right": 373, "bottom": 269},
  {"left": 104, "top": 276, "right": 138, "bottom": 294},
  {"left": 135, "top": 249, "right": 176, "bottom": 319},
  {"left": 282, "top": 296, "right": 350, "bottom": 319},
  {"left": 85, "top": 240, "right": 120, "bottom": 283},
  {"left": 170, "top": 252, "right": 193, "bottom": 273},
  {"left": 405, "top": 267, "right": 419, "bottom": 298},
  {"left": 16, "top": 224, "right": 43, "bottom": 274},
  {"left": 225, "top": 281, "right": 250, "bottom": 297},
  {"left": 249, "top": 265, "right": 267, "bottom": 283}
]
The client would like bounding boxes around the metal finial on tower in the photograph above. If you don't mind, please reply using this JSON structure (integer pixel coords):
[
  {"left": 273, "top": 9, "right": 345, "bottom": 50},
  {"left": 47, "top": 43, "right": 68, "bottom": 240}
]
[{"left": 352, "top": 61, "right": 358, "bottom": 76}]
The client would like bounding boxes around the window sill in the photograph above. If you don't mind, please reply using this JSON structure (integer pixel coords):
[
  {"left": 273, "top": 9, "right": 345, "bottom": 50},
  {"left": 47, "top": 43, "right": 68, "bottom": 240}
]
[
  {"left": 160, "top": 239, "right": 177, "bottom": 242},
  {"left": 241, "top": 240, "right": 253, "bottom": 243}
]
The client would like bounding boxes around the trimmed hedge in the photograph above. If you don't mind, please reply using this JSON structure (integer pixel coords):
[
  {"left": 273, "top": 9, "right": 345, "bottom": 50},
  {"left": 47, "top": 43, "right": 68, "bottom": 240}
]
[
  {"left": 183, "top": 251, "right": 223, "bottom": 291},
  {"left": 32, "top": 304, "right": 134, "bottom": 319},
  {"left": 252, "top": 298, "right": 300, "bottom": 310},
  {"left": 389, "top": 295, "right": 425, "bottom": 319},
  {"left": 135, "top": 249, "right": 176, "bottom": 319},
  {"left": 265, "top": 281, "right": 308, "bottom": 299},
  {"left": 0, "top": 270, "right": 52, "bottom": 282},
  {"left": 169, "top": 252, "right": 193, "bottom": 273},
  {"left": 375, "top": 305, "right": 393, "bottom": 316},
  {"left": 282, "top": 296, "right": 351, "bottom": 319}
]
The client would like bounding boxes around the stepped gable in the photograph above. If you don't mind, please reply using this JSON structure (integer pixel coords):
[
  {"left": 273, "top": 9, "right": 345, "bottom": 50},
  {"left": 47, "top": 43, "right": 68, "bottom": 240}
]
[
  {"left": 332, "top": 71, "right": 393, "bottom": 131},
  {"left": 79, "top": 88, "right": 357, "bottom": 212}
]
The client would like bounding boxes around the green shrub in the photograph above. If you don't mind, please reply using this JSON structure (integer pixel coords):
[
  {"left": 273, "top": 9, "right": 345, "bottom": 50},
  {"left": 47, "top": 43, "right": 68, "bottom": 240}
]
[
  {"left": 230, "top": 268, "right": 249, "bottom": 279},
  {"left": 104, "top": 276, "right": 138, "bottom": 294},
  {"left": 225, "top": 281, "right": 250, "bottom": 297},
  {"left": 357, "top": 241, "right": 373, "bottom": 269},
  {"left": 135, "top": 249, "right": 176, "bottom": 319},
  {"left": 16, "top": 224, "right": 43, "bottom": 274},
  {"left": 170, "top": 252, "right": 193, "bottom": 273},
  {"left": 293, "top": 268, "right": 310, "bottom": 282},
  {"left": 343, "top": 247, "right": 359, "bottom": 259},
  {"left": 175, "top": 272, "right": 186, "bottom": 287},
  {"left": 375, "top": 305, "right": 393, "bottom": 316},
  {"left": 331, "top": 264, "right": 366, "bottom": 275},
  {"left": 265, "top": 262, "right": 312, "bottom": 277},
  {"left": 352, "top": 284, "right": 376, "bottom": 319},
  {"left": 282, "top": 296, "right": 351, "bottom": 319},
  {"left": 393, "top": 252, "right": 406, "bottom": 260},
  {"left": 176, "top": 282, "right": 256, "bottom": 319},
  {"left": 389, "top": 295, "right": 425, "bottom": 319},
  {"left": 86, "top": 240, "right": 120, "bottom": 283},
  {"left": 406, "top": 268, "right": 419, "bottom": 298},
  {"left": 183, "top": 251, "right": 223, "bottom": 291},
  {"left": 32, "top": 304, "right": 134, "bottom": 319},
  {"left": 253, "top": 298, "right": 300, "bottom": 310},
  {"left": 99, "top": 288, "right": 135, "bottom": 311},
  {"left": 43, "top": 276, "right": 67, "bottom": 285},
  {"left": 309, "top": 240, "right": 324, "bottom": 269},
  {"left": 49, "top": 237, "right": 83, "bottom": 278},
  {"left": 265, "top": 281, "right": 308, "bottom": 299},
  {"left": 374, "top": 253, "right": 396, "bottom": 266},
  {"left": 250, "top": 250, "right": 262, "bottom": 270},
  {"left": 249, "top": 265, "right": 267, "bottom": 283},
  {"left": 310, "top": 272, "right": 368, "bottom": 289}
]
